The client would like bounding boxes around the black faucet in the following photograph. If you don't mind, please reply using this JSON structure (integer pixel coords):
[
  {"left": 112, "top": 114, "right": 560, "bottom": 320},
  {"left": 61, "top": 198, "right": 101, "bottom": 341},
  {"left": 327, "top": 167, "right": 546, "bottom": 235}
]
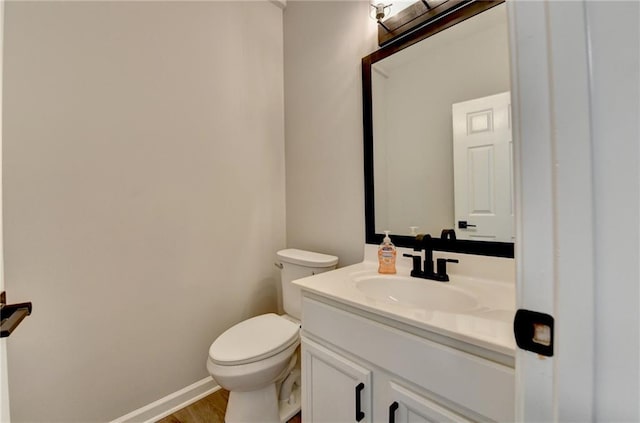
[{"left": 402, "top": 234, "right": 459, "bottom": 282}]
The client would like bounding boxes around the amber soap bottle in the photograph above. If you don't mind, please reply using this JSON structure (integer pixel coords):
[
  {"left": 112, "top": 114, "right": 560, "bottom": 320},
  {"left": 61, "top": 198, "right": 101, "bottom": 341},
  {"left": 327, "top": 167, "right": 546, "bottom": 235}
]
[{"left": 378, "top": 230, "right": 397, "bottom": 274}]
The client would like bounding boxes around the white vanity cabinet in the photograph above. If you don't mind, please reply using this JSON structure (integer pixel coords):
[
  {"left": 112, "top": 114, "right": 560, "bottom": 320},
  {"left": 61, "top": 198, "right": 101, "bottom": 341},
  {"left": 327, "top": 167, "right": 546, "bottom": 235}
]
[
  {"left": 302, "top": 337, "right": 372, "bottom": 423},
  {"left": 300, "top": 295, "right": 515, "bottom": 423}
]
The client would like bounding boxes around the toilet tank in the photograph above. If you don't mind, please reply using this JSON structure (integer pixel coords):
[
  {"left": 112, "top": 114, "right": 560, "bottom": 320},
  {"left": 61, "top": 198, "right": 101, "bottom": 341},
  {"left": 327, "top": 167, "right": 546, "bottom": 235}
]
[{"left": 276, "top": 249, "right": 338, "bottom": 320}]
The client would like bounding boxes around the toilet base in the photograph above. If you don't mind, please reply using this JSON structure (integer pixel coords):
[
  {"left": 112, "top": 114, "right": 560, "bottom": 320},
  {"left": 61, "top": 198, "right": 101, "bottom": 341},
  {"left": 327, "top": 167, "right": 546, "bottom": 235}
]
[
  {"left": 223, "top": 380, "right": 301, "bottom": 423},
  {"left": 225, "top": 384, "right": 279, "bottom": 423},
  {"left": 278, "top": 381, "right": 301, "bottom": 423}
]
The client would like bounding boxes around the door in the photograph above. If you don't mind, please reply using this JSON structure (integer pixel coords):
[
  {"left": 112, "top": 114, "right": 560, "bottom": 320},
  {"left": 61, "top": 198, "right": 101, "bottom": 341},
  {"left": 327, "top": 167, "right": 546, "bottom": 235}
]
[
  {"left": 386, "top": 382, "right": 472, "bottom": 423},
  {"left": 0, "top": 1, "right": 9, "bottom": 420},
  {"left": 301, "top": 337, "right": 372, "bottom": 423},
  {"left": 508, "top": 0, "right": 618, "bottom": 421},
  {"left": 452, "top": 91, "right": 514, "bottom": 242}
]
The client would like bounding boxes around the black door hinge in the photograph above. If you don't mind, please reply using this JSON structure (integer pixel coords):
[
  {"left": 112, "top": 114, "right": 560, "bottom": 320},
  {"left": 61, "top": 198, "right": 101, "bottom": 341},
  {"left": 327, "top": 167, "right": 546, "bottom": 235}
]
[
  {"left": 514, "top": 309, "right": 554, "bottom": 357},
  {"left": 0, "top": 291, "right": 33, "bottom": 338}
]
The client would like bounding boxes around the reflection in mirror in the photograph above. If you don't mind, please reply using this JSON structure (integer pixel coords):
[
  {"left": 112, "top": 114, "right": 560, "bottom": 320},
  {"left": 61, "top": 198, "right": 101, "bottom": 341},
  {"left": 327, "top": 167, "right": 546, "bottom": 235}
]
[{"left": 370, "top": 3, "right": 512, "bottom": 243}]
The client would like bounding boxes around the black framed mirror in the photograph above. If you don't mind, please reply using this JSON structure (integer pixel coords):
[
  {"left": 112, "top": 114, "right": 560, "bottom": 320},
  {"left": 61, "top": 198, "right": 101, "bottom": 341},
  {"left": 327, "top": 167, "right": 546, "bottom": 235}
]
[{"left": 362, "top": 0, "right": 514, "bottom": 258}]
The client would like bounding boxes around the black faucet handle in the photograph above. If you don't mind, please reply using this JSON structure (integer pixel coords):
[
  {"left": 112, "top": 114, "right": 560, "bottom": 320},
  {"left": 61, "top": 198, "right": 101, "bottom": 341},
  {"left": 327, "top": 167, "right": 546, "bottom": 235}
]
[
  {"left": 403, "top": 252, "right": 421, "bottom": 263},
  {"left": 435, "top": 258, "right": 459, "bottom": 282},
  {"left": 403, "top": 253, "right": 423, "bottom": 277}
]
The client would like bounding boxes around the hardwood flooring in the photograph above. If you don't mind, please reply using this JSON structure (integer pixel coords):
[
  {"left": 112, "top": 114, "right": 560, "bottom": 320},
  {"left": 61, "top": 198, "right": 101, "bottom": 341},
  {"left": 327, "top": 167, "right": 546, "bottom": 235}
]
[{"left": 156, "top": 389, "right": 301, "bottom": 423}]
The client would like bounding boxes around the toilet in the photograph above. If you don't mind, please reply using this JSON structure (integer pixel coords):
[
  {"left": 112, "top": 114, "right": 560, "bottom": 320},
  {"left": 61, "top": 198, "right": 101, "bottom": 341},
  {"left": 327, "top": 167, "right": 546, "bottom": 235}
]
[{"left": 206, "top": 249, "right": 338, "bottom": 423}]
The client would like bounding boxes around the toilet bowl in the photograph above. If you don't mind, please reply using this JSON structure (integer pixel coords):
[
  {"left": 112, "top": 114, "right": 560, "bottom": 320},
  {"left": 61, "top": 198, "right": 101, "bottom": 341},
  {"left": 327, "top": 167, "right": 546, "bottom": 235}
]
[
  {"left": 207, "top": 314, "right": 300, "bottom": 423},
  {"left": 206, "top": 249, "right": 338, "bottom": 423}
]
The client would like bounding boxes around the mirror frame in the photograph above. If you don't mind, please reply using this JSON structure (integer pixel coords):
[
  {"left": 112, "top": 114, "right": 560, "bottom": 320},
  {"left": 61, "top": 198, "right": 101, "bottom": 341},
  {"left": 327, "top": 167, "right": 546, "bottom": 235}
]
[{"left": 362, "top": 0, "right": 513, "bottom": 258}]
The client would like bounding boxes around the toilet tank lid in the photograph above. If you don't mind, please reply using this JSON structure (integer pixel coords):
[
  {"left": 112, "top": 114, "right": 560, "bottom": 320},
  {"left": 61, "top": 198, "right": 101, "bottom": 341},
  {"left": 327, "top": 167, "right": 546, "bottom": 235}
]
[{"left": 276, "top": 249, "right": 338, "bottom": 268}]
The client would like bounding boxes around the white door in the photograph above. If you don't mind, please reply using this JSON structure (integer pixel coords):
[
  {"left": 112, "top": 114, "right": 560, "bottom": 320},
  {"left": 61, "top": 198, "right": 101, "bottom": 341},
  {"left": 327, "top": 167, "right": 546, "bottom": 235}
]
[
  {"left": 301, "top": 337, "right": 372, "bottom": 423},
  {"left": 452, "top": 91, "right": 514, "bottom": 242},
  {"left": 507, "top": 1, "right": 628, "bottom": 422}
]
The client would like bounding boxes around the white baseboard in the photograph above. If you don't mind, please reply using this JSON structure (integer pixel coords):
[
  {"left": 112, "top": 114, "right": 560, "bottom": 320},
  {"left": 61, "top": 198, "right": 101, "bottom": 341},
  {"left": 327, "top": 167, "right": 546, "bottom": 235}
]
[{"left": 110, "top": 377, "right": 220, "bottom": 423}]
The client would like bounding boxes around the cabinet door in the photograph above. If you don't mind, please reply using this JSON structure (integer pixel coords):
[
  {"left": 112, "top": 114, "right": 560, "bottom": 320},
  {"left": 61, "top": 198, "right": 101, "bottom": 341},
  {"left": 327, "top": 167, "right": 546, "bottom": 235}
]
[
  {"left": 387, "top": 382, "right": 473, "bottom": 423},
  {"left": 302, "top": 336, "right": 372, "bottom": 423}
]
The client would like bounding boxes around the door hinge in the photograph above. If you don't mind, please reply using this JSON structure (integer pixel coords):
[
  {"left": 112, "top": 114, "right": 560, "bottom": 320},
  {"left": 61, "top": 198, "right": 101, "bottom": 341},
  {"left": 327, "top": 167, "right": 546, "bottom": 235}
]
[
  {"left": 0, "top": 291, "right": 33, "bottom": 338},
  {"left": 513, "top": 309, "right": 554, "bottom": 357}
]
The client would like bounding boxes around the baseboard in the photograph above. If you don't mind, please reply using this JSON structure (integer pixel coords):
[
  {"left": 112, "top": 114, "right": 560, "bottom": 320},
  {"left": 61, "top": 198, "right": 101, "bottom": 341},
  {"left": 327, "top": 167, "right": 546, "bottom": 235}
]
[{"left": 110, "top": 377, "right": 220, "bottom": 423}]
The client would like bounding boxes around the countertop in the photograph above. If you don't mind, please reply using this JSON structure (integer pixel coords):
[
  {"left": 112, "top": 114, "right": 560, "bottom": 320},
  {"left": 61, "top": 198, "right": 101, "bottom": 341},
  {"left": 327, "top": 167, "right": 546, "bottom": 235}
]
[{"left": 293, "top": 245, "right": 516, "bottom": 357}]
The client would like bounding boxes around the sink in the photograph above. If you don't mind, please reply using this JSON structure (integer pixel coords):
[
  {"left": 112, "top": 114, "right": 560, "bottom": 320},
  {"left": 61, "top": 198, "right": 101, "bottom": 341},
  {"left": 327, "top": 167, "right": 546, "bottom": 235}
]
[{"left": 354, "top": 275, "right": 478, "bottom": 312}]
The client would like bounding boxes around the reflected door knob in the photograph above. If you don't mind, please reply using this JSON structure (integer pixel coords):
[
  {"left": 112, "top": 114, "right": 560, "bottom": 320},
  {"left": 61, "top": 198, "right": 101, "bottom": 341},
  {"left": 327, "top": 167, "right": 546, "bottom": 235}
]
[{"left": 458, "top": 220, "right": 477, "bottom": 229}]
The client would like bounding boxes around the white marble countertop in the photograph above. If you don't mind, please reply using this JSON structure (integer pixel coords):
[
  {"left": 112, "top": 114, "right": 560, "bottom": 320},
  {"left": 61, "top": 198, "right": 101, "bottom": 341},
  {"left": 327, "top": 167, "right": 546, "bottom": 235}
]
[{"left": 293, "top": 245, "right": 516, "bottom": 356}]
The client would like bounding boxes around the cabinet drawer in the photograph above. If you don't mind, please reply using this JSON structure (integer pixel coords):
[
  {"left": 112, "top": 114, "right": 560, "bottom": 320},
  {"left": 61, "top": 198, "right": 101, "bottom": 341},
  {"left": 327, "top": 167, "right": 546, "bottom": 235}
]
[{"left": 302, "top": 296, "right": 514, "bottom": 422}]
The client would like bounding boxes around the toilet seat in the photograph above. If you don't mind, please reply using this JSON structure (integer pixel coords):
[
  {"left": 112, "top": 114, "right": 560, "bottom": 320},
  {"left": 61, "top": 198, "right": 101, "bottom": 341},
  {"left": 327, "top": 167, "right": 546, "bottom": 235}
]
[{"left": 209, "top": 313, "right": 300, "bottom": 366}]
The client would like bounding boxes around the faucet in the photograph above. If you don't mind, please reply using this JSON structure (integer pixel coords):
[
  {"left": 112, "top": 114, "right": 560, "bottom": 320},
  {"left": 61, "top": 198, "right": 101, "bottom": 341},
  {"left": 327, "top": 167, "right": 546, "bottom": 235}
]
[{"left": 402, "top": 234, "right": 459, "bottom": 282}]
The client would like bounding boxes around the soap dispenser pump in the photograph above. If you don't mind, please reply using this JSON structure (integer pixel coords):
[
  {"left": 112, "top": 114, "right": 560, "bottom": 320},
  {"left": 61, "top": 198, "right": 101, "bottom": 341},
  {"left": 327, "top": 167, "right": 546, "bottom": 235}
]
[{"left": 378, "top": 230, "right": 397, "bottom": 274}]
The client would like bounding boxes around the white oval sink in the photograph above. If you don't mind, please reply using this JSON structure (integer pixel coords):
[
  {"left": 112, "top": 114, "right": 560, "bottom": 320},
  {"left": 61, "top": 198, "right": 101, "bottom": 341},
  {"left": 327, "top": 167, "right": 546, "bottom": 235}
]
[{"left": 354, "top": 275, "right": 478, "bottom": 312}]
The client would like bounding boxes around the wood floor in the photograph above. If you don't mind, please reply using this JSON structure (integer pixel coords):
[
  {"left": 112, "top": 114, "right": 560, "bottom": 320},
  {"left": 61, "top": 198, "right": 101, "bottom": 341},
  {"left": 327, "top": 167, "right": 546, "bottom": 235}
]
[{"left": 156, "top": 389, "right": 301, "bottom": 423}]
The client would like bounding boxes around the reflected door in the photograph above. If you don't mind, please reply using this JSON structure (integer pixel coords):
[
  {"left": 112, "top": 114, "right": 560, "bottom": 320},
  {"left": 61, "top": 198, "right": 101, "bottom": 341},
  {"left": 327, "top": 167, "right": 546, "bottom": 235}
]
[{"left": 452, "top": 91, "right": 514, "bottom": 242}]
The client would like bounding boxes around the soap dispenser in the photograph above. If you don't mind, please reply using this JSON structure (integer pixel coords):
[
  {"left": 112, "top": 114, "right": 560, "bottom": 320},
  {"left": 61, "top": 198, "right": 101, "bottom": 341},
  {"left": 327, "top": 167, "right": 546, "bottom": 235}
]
[{"left": 378, "top": 230, "right": 397, "bottom": 274}]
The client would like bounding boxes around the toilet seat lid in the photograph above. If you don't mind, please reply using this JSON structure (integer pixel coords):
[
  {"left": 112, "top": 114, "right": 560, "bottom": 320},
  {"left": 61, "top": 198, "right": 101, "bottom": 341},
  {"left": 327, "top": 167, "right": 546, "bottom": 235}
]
[{"left": 209, "top": 314, "right": 300, "bottom": 366}]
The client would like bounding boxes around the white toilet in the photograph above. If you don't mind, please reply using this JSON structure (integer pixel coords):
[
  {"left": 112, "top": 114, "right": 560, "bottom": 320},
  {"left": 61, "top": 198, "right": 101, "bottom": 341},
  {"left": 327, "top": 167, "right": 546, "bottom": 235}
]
[{"left": 206, "top": 249, "right": 338, "bottom": 423}]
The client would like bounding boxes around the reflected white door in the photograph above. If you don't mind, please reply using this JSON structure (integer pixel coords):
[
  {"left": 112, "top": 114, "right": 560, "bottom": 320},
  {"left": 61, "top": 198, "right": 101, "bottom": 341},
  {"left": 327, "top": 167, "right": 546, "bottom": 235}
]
[{"left": 452, "top": 91, "right": 514, "bottom": 242}]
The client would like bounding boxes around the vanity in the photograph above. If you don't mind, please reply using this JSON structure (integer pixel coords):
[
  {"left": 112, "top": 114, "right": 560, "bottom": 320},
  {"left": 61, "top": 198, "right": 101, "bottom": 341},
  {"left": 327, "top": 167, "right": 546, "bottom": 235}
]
[{"left": 294, "top": 245, "right": 515, "bottom": 423}]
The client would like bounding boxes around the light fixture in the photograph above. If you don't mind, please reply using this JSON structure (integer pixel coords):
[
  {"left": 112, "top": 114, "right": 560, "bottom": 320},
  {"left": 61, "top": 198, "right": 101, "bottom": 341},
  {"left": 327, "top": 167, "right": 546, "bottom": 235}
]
[{"left": 370, "top": 2, "right": 393, "bottom": 30}]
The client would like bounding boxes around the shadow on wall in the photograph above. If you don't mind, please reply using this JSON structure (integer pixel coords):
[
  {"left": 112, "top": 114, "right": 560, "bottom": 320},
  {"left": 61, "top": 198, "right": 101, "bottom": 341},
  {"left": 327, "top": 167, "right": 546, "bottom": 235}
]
[{"left": 242, "top": 277, "right": 279, "bottom": 319}]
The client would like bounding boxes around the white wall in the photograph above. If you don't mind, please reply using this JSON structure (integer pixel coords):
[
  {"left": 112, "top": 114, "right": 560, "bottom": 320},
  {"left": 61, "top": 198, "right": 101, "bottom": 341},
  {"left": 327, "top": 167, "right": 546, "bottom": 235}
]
[
  {"left": 283, "top": 1, "right": 378, "bottom": 266},
  {"left": 587, "top": 1, "right": 639, "bottom": 419},
  {"left": 3, "top": 2, "right": 285, "bottom": 421},
  {"left": 372, "top": 68, "right": 390, "bottom": 234}
]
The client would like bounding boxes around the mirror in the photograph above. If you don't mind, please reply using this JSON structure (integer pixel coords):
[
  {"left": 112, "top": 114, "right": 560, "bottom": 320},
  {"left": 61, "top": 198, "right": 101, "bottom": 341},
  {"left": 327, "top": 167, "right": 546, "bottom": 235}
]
[{"left": 363, "top": 1, "right": 514, "bottom": 257}]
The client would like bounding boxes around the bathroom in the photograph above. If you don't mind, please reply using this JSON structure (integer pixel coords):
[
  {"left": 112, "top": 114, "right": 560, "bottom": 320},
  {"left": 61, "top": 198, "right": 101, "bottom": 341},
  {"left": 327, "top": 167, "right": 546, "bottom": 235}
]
[{"left": 0, "top": 0, "right": 638, "bottom": 422}]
